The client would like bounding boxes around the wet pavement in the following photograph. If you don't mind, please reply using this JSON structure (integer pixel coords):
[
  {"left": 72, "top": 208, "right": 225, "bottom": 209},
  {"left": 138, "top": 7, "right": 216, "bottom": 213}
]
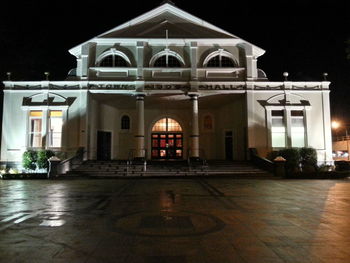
[{"left": 1, "top": 178, "right": 350, "bottom": 262}]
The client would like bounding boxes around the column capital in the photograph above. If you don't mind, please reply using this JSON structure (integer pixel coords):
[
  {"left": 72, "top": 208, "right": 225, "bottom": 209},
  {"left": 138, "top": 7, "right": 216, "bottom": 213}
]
[
  {"left": 188, "top": 93, "right": 199, "bottom": 99},
  {"left": 135, "top": 93, "right": 146, "bottom": 100}
]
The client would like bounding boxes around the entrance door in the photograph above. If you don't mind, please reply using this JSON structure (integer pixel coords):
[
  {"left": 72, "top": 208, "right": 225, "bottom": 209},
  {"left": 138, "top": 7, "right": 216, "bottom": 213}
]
[
  {"left": 225, "top": 131, "right": 233, "bottom": 160},
  {"left": 97, "top": 131, "right": 111, "bottom": 160},
  {"left": 151, "top": 133, "right": 183, "bottom": 159}
]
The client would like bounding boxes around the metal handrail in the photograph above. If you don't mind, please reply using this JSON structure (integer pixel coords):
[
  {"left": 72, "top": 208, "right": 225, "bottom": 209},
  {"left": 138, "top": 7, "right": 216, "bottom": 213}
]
[
  {"left": 187, "top": 148, "right": 207, "bottom": 167},
  {"left": 127, "top": 149, "right": 147, "bottom": 175}
]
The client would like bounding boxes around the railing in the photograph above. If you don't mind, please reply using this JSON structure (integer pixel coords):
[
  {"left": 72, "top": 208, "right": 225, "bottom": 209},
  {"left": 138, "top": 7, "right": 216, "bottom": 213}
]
[
  {"left": 333, "top": 136, "right": 350, "bottom": 142},
  {"left": 187, "top": 148, "right": 208, "bottom": 167},
  {"left": 58, "top": 147, "right": 86, "bottom": 175},
  {"left": 249, "top": 148, "right": 274, "bottom": 173},
  {"left": 127, "top": 149, "right": 147, "bottom": 174}
]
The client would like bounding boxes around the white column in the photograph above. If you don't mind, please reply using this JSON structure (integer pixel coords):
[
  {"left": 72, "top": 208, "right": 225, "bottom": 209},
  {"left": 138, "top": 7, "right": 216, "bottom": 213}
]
[
  {"left": 190, "top": 94, "right": 199, "bottom": 158},
  {"left": 246, "top": 85, "right": 255, "bottom": 149},
  {"left": 321, "top": 88, "right": 333, "bottom": 163},
  {"left": 135, "top": 94, "right": 145, "bottom": 158},
  {"left": 89, "top": 98, "right": 98, "bottom": 160}
]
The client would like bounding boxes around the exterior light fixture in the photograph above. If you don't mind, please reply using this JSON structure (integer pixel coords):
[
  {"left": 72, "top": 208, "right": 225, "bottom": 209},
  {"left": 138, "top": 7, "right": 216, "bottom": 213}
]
[
  {"left": 283, "top": 72, "right": 289, "bottom": 81},
  {"left": 44, "top": 72, "right": 50, "bottom": 80},
  {"left": 323, "top": 72, "right": 328, "bottom": 81},
  {"left": 6, "top": 72, "right": 11, "bottom": 81}
]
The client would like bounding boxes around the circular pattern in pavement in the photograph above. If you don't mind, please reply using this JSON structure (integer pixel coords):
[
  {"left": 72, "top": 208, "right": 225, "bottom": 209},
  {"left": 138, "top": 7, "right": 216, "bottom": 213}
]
[{"left": 109, "top": 210, "right": 225, "bottom": 237}]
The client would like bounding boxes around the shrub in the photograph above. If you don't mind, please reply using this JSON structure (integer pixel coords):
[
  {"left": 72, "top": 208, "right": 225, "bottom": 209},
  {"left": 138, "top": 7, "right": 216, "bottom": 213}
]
[
  {"left": 300, "top": 147, "right": 317, "bottom": 171},
  {"left": 37, "top": 150, "right": 55, "bottom": 169},
  {"left": 22, "top": 150, "right": 37, "bottom": 171},
  {"left": 335, "top": 161, "right": 350, "bottom": 171},
  {"left": 278, "top": 148, "right": 301, "bottom": 173},
  {"left": 266, "top": 151, "right": 279, "bottom": 161}
]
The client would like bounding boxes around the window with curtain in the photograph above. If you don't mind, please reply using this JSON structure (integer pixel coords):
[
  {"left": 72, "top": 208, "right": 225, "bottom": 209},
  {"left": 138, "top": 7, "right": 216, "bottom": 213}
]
[
  {"left": 48, "top": 111, "right": 63, "bottom": 147},
  {"left": 291, "top": 110, "right": 305, "bottom": 147},
  {"left": 271, "top": 110, "right": 286, "bottom": 148},
  {"left": 29, "top": 111, "right": 43, "bottom": 147}
]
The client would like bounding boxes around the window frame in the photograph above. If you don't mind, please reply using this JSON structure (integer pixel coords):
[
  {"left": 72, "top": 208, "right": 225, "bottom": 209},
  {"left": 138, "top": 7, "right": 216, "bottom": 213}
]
[
  {"left": 266, "top": 106, "right": 309, "bottom": 149},
  {"left": 48, "top": 110, "right": 63, "bottom": 148},
  {"left": 149, "top": 49, "right": 185, "bottom": 68},
  {"left": 23, "top": 106, "right": 68, "bottom": 150},
  {"left": 96, "top": 48, "right": 131, "bottom": 67},
  {"left": 203, "top": 49, "right": 237, "bottom": 68},
  {"left": 121, "top": 115, "right": 131, "bottom": 130},
  {"left": 28, "top": 111, "right": 43, "bottom": 148}
]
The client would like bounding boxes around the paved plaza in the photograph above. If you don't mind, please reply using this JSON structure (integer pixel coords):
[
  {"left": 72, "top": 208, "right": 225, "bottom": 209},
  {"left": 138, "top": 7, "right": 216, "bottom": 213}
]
[{"left": 1, "top": 178, "right": 350, "bottom": 262}]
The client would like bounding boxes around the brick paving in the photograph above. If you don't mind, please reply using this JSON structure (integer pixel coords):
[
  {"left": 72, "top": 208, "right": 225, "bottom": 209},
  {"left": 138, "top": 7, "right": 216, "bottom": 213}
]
[{"left": 1, "top": 178, "right": 350, "bottom": 262}]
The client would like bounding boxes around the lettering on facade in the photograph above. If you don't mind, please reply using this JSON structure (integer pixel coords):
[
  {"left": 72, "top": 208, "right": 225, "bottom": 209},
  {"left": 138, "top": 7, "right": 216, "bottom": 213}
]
[
  {"left": 89, "top": 84, "right": 135, "bottom": 90},
  {"left": 144, "top": 85, "right": 190, "bottom": 90},
  {"left": 198, "top": 84, "right": 245, "bottom": 90}
]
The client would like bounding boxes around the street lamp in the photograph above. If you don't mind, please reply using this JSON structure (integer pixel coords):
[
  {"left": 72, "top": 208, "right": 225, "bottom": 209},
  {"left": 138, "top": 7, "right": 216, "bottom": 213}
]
[{"left": 331, "top": 121, "right": 340, "bottom": 130}]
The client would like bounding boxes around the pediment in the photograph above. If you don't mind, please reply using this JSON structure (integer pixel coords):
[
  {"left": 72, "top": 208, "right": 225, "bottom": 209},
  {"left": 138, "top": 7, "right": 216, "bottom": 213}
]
[
  {"left": 99, "top": 12, "right": 234, "bottom": 39},
  {"left": 69, "top": 3, "right": 265, "bottom": 57}
]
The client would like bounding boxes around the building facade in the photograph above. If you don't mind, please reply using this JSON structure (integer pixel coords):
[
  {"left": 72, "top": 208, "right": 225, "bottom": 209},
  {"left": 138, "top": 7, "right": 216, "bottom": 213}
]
[{"left": 1, "top": 3, "right": 333, "bottom": 164}]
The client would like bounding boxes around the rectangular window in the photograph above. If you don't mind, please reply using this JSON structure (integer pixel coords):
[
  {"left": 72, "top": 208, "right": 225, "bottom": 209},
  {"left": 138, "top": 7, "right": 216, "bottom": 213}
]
[
  {"left": 291, "top": 110, "right": 305, "bottom": 147},
  {"left": 271, "top": 110, "right": 286, "bottom": 148},
  {"left": 29, "top": 111, "right": 43, "bottom": 147},
  {"left": 49, "top": 111, "right": 63, "bottom": 147}
]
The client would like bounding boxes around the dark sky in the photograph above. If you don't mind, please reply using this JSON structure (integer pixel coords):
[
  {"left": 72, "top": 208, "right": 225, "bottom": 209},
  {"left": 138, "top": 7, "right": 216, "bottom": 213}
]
[{"left": 1, "top": 0, "right": 350, "bottom": 127}]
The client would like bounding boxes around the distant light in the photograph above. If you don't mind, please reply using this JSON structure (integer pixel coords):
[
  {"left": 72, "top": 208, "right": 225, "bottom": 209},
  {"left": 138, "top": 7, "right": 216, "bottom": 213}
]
[
  {"left": 332, "top": 121, "right": 340, "bottom": 129},
  {"left": 283, "top": 72, "right": 289, "bottom": 81},
  {"left": 323, "top": 72, "right": 328, "bottom": 81},
  {"left": 6, "top": 72, "right": 11, "bottom": 81}
]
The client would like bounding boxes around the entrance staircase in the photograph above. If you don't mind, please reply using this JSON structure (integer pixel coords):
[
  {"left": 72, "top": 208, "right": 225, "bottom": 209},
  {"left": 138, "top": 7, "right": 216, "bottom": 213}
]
[{"left": 62, "top": 159, "right": 273, "bottom": 178}]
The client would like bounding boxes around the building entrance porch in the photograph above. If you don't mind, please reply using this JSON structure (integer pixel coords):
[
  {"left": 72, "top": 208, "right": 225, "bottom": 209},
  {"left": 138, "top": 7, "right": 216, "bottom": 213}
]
[{"left": 88, "top": 92, "right": 246, "bottom": 161}]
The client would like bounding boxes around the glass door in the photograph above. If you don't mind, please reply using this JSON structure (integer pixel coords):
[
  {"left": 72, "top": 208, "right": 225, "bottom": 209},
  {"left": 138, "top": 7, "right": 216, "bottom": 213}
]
[{"left": 151, "top": 133, "right": 183, "bottom": 159}]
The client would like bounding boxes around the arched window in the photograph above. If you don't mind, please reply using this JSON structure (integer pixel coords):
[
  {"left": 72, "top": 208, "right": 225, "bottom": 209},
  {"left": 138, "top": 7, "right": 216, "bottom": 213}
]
[
  {"left": 99, "top": 55, "right": 128, "bottom": 67},
  {"left": 150, "top": 49, "right": 185, "bottom": 68},
  {"left": 204, "top": 49, "right": 237, "bottom": 68},
  {"left": 154, "top": 55, "right": 182, "bottom": 68},
  {"left": 121, "top": 115, "right": 130, "bottom": 130},
  {"left": 96, "top": 48, "right": 131, "bottom": 67},
  {"left": 203, "top": 115, "right": 213, "bottom": 130},
  {"left": 206, "top": 55, "right": 235, "bottom": 67},
  {"left": 152, "top": 118, "right": 182, "bottom": 132}
]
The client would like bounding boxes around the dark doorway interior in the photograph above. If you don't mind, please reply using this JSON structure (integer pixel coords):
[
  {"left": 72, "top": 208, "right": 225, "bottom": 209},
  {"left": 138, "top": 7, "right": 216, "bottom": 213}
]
[
  {"left": 97, "top": 131, "right": 112, "bottom": 160},
  {"left": 225, "top": 131, "right": 233, "bottom": 160}
]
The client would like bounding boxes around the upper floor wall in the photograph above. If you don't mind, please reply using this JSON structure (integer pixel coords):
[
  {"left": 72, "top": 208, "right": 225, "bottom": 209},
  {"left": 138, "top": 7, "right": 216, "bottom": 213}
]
[{"left": 68, "top": 3, "right": 266, "bottom": 82}]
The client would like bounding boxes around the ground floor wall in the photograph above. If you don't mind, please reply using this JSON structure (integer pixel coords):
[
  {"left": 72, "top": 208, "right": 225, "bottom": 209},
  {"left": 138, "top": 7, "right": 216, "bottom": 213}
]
[{"left": 1, "top": 88, "right": 332, "bottom": 164}]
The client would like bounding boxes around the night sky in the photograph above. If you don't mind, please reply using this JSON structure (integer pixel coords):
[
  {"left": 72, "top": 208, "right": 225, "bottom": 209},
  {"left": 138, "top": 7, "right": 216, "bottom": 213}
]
[{"left": 1, "top": 0, "right": 349, "bottom": 132}]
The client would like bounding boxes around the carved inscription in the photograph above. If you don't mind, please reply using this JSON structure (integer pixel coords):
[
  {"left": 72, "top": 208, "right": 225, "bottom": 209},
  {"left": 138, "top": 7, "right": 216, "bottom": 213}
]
[
  {"left": 89, "top": 84, "right": 135, "bottom": 89},
  {"left": 198, "top": 84, "right": 245, "bottom": 90}
]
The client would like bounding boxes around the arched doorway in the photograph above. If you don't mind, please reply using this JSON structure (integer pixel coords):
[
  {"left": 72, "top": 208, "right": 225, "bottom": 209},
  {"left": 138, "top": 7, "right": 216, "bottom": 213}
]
[{"left": 151, "top": 118, "right": 183, "bottom": 159}]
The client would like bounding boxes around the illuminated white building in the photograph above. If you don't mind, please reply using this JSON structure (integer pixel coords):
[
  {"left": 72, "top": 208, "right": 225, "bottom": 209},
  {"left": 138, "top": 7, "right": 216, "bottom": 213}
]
[{"left": 1, "top": 2, "right": 332, "bottom": 165}]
